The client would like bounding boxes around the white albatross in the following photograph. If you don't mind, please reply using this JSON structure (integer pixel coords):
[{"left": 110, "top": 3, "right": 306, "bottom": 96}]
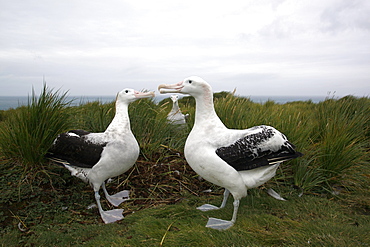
[
  {"left": 47, "top": 89, "right": 154, "bottom": 224},
  {"left": 167, "top": 94, "right": 188, "bottom": 125},
  {"left": 158, "top": 76, "right": 303, "bottom": 230}
]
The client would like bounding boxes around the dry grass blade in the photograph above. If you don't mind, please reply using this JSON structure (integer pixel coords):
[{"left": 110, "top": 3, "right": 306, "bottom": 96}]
[{"left": 159, "top": 221, "right": 175, "bottom": 246}]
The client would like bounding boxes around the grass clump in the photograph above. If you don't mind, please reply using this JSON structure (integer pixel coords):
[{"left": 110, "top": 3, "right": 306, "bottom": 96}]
[
  {"left": 129, "top": 98, "right": 190, "bottom": 160},
  {"left": 74, "top": 100, "right": 116, "bottom": 133},
  {"left": 0, "top": 85, "right": 71, "bottom": 172},
  {"left": 314, "top": 96, "right": 370, "bottom": 176}
]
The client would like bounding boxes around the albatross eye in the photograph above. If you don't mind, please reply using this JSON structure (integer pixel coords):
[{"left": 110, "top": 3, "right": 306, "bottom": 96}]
[
  {"left": 125, "top": 90, "right": 129, "bottom": 93},
  {"left": 188, "top": 80, "right": 192, "bottom": 84}
]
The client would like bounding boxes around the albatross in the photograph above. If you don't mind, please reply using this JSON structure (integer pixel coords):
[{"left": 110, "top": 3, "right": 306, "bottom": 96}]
[
  {"left": 167, "top": 94, "right": 188, "bottom": 125},
  {"left": 47, "top": 89, "right": 154, "bottom": 224},
  {"left": 158, "top": 76, "right": 302, "bottom": 230}
]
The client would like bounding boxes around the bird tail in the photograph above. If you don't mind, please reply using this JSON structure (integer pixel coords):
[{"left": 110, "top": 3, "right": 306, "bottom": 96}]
[
  {"left": 46, "top": 155, "right": 70, "bottom": 167},
  {"left": 266, "top": 151, "right": 303, "bottom": 165},
  {"left": 47, "top": 155, "right": 90, "bottom": 183}
]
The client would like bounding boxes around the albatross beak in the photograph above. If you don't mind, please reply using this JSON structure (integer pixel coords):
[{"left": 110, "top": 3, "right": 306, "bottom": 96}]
[
  {"left": 134, "top": 91, "right": 155, "bottom": 98},
  {"left": 158, "top": 82, "right": 183, "bottom": 94}
]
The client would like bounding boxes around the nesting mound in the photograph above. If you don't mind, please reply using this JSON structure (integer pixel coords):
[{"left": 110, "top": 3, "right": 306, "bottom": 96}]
[{"left": 105, "top": 147, "right": 218, "bottom": 215}]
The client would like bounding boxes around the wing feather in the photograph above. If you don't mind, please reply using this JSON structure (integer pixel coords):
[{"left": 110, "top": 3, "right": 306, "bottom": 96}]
[
  {"left": 215, "top": 126, "right": 303, "bottom": 171},
  {"left": 47, "top": 130, "right": 107, "bottom": 168}
]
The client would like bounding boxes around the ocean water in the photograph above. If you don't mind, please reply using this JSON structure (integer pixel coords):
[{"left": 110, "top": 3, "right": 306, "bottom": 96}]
[
  {"left": 0, "top": 96, "right": 117, "bottom": 111},
  {"left": 0, "top": 95, "right": 327, "bottom": 111}
]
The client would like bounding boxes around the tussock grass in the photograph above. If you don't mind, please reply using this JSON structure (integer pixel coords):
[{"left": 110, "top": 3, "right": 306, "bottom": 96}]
[
  {"left": 129, "top": 98, "right": 189, "bottom": 159},
  {"left": 314, "top": 96, "right": 370, "bottom": 176},
  {"left": 74, "top": 100, "right": 116, "bottom": 132},
  {"left": 0, "top": 85, "right": 71, "bottom": 172}
]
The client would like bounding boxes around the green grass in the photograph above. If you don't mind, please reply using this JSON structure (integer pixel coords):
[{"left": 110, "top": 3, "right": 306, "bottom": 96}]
[
  {"left": 0, "top": 85, "right": 71, "bottom": 172},
  {"left": 1, "top": 175, "right": 369, "bottom": 246},
  {"left": 0, "top": 87, "right": 369, "bottom": 246}
]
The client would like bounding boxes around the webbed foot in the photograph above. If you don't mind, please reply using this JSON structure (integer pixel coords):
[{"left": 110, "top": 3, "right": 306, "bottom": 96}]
[
  {"left": 267, "top": 188, "right": 286, "bottom": 201},
  {"left": 100, "top": 209, "right": 124, "bottom": 224},
  {"left": 206, "top": 217, "right": 234, "bottom": 230},
  {"left": 106, "top": 190, "right": 130, "bottom": 207},
  {"left": 197, "top": 204, "right": 220, "bottom": 211}
]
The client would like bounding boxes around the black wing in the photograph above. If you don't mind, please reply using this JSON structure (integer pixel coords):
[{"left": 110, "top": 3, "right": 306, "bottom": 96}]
[
  {"left": 215, "top": 126, "right": 303, "bottom": 171},
  {"left": 47, "top": 130, "right": 107, "bottom": 168}
]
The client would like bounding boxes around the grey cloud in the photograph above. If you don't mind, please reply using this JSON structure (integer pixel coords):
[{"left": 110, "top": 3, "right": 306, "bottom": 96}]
[
  {"left": 320, "top": 0, "right": 370, "bottom": 33},
  {"left": 0, "top": 0, "right": 369, "bottom": 97}
]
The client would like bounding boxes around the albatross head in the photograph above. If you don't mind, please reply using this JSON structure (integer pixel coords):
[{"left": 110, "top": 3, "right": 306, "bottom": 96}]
[
  {"left": 158, "top": 76, "right": 211, "bottom": 97},
  {"left": 116, "top": 88, "right": 155, "bottom": 104},
  {"left": 170, "top": 94, "right": 179, "bottom": 102}
]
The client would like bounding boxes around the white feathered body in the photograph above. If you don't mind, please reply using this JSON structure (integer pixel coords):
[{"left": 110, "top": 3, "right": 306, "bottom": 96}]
[
  {"left": 182, "top": 80, "right": 299, "bottom": 201},
  {"left": 185, "top": 124, "right": 283, "bottom": 200},
  {"left": 49, "top": 98, "right": 140, "bottom": 191},
  {"left": 167, "top": 95, "right": 187, "bottom": 125}
]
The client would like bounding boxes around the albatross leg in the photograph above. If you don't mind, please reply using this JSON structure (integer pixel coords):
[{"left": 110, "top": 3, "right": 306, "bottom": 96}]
[
  {"left": 94, "top": 191, "right": 124, "bottom": 224},
  {"left": 102, "top": 182, "right": 130, "bottom": 207},
  {"left": 197, "top": 189, "right": 230, "bottom": 211},
  {"left": 220, "top": 189, "right": 230, "bottom": 208},
  {"left": 205, "top": 199, "right": 240, "bottom": 230}
]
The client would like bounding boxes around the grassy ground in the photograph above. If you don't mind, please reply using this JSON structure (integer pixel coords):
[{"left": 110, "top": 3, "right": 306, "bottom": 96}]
[
  {"left": 1, "top": 157, "right": 369, "bottom": 246},
  {"left": 0, "top": 88, "right": 369, "bottom": 246}
]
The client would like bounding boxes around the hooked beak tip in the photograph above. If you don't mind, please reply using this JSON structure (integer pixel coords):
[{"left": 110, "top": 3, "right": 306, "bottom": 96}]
[
  {"left": 135, "top": 91, "right": 155, "bottom": 98},
  {"left": 158, "top": 82, "right": 183, "bottom": 94},
  {"left": 157, "top": 84, "right": 166, "bottom": 91}
]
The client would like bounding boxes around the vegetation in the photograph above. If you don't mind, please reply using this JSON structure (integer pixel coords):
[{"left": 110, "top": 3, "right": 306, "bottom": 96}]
[
  {"left": 0, "top": 86, "right": 369, "bottom": 246},
  {"left": 0, "top": 86, "right": 71, "bottom": 173}
]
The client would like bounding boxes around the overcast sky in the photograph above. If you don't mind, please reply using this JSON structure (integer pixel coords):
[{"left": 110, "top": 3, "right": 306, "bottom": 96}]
[{"left": 0, "top": 0, "right": 369, "bottom": 97}]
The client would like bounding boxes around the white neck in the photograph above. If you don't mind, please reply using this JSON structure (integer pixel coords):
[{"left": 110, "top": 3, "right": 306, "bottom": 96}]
[
  {"left": 170, "top": 101, "right": 180, "bottom": 113},
  {"left": 105, "top": 101, "right": 131, "bottom": 134},
  {"left": 193, "top": 90, "right": 225, "bottom": 129}
]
